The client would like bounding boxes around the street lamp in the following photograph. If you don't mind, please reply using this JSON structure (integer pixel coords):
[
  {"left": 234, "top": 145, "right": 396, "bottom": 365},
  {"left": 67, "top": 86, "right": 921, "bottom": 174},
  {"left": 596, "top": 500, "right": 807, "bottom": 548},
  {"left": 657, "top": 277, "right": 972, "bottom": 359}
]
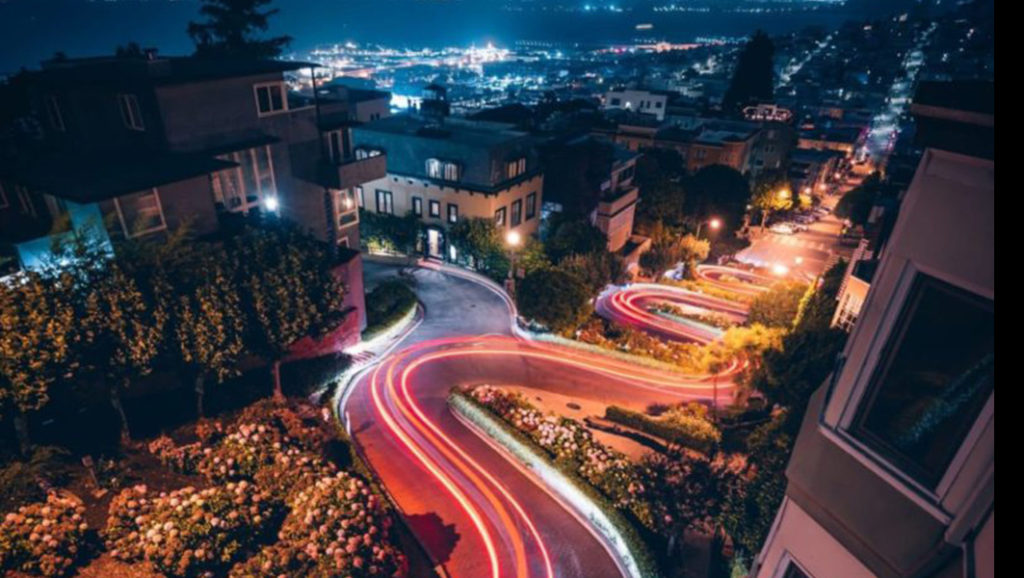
[
  {"left": 505, "top": 230, "right": 521, "bottom": 296},
  {"left": 695, "top": 216, "right": 721, "bottom": 239},
  {"left": 264, "top": 196, "right": 280, "bottom": 213},
  {"left": 771, "top": 263, "right": 790, "bottom": 276}
]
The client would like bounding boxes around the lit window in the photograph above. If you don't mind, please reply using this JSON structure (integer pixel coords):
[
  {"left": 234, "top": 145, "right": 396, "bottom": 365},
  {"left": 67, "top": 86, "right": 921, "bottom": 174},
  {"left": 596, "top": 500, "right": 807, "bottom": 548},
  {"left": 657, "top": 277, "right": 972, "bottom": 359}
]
[
  {"left": 851, "top": 274, "right": 994, "bottom": 488},
  {"left": 506, "top": 157, "right": 527, "bottom": 180},
  {"left": 355, "top": 147, "right": 382, "bottom": 160},
  {"left": 254, "top": 83, "right": 287, "bottom": 116},
  {"left": 426, "top": 158, "right": 444, "bottom": 179},
  {"left": 118, "top": 94, "right": 145, "bottom": 131},
  {"left": 447, "top": 203, "right": 458, "bottom": 224},
  {"left": 429, "top": 200, "right": 440, "bottom": 218},
  {"left": 443, "top": 161, "right": 460, "bottom": 181},
  {"left": 412, "top": 196, "right": 423, "bottom": 217},
  {"left": 494, "top": 206, "right": 506, "bottom": 227},
  {"left": 375, "top": 190, "right": 394, "bottom": 215}
]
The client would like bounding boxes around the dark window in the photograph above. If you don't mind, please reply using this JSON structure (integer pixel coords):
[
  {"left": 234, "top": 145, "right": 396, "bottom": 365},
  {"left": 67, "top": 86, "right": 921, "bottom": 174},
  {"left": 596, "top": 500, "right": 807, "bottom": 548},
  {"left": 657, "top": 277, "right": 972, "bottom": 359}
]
[
  {"left": 375, "top": 190, "right": 394, "bottom": 214},
  {"left": 495, "top": 206, "right": 507, "bottom": 227},
  {"left": 447, "top": 203, "right": 459, "bottom": 224},
  {"left": 118, "top": 94, "right": 144, "bottom": 131},
  {"left": 255, "top": 83, "right": 286, "bottom": 115},
  {"left": 525, "top": 193, "right": 537, "bottom": 220},
  {"left": 782, "top": 561, "right": 810, "bottom": 578},
  {"left": 611, "top": 98, "right": 621, "bottom": 106},
  {"left": 45, "top": 96, "right": 65, "bottom": 132},
  {"left": 429, "top": 200, "right": 441, "bottom": 218},
  {"left": 511, "top": 199, "right": 522, "bottom": 227},
  {"left": 852, "top": 274, "right": 994, "bottom": 488},
  {"left": 412, "top": 196, "right": 423, "bottom": 217}
]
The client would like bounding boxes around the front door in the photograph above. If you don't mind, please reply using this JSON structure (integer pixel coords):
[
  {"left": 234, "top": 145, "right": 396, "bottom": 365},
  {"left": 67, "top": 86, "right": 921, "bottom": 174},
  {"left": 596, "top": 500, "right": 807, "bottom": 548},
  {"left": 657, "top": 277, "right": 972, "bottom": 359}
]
[{"left": 427, "top": 228, "right": 442, "bottom": 259}]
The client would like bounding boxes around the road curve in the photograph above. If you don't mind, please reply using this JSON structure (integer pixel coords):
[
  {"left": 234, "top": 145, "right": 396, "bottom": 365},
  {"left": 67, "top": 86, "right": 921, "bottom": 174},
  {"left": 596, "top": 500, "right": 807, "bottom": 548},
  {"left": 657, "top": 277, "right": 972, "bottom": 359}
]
[
  {"left": 342, "top": 264, "right": 735, "bottom": 578},
  {"left": 595, "top": 265, "right": 776, "bottom": 344}
]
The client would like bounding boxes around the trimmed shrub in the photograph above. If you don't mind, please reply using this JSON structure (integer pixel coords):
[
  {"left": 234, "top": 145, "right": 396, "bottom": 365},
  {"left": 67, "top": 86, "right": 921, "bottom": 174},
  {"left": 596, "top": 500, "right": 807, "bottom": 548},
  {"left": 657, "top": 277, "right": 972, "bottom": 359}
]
[
  {"left": 604, "top": 404, "right": 721, "bottom": 454},
  {"left": 0, "top": 493, "right": 89, "bottom": 577}
]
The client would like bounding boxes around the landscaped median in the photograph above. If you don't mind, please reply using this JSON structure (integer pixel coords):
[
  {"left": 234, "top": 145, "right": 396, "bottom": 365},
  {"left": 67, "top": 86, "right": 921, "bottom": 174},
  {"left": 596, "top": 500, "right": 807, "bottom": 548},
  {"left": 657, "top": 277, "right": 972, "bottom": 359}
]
[{"left": 448, "top": 387, "right": 661, "bottom": 578}]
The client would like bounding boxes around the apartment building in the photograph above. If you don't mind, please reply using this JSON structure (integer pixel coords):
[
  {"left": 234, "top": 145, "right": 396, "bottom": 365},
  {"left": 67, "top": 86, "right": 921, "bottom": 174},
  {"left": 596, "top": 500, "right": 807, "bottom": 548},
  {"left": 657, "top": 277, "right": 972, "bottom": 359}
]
[
  {"left": 351, "top": 110, "right": 543, "bottom": 261},
  {"left": 0, "top": 51, "right": 387, "bottom": 335},
  {"left": 602, "top": 88, "right": 670, "bottom": 121},
  {"left": 753, "top": 82, "right": 993, "bottom": 578}
]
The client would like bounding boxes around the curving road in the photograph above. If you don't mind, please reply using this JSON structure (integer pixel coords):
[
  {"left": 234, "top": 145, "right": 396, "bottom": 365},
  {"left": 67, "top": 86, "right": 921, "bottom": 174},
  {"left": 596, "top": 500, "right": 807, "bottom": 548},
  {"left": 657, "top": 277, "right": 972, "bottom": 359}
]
[
  {"left": 595, "top": 265, "right": 774, "bottom": 345},
  {"left": 342, "top": 263, "right": 736, "bottom": 578}
]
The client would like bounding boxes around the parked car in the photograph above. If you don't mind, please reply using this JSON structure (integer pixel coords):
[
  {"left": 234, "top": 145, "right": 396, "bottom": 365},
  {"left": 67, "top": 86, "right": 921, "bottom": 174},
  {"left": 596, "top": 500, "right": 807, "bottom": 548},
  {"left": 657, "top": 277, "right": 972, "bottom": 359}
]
[
  {"left": 770, "top": 223, "right": 796, "bottom": 235},
  {"left": 794, "top": 214, "right": 816, "bottom": 224}
]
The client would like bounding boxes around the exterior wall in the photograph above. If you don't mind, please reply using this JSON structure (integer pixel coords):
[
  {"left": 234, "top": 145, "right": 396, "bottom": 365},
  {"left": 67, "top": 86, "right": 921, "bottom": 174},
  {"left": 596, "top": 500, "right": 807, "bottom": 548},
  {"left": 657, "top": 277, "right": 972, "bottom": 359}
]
[
  {"left": 98, "top": 175, "right": 220, "bottom": 240},
  {"left": 155, "top": 73, "right": 314, "bottom": 151},
  {"left": 594, "top": 187, "right": 638, "bottom": 252},
  {"left": 353, "top": 98, "right": 389, "bottom": 123},
  {"left": 362, "top": 172, "right": 543, "bottom": 239},
  {"left": 755, "top": 497, "right": 876, "bottom": 578}
]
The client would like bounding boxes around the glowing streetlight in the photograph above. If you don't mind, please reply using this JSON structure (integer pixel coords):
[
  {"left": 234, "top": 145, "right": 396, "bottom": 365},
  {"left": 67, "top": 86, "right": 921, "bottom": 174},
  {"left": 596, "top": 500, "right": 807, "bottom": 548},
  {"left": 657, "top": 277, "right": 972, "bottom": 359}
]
[
  {"left": 772, "top": 263, "right": 790, "bottom": 276},
  {"left": 505, "top": 230, "right": 521, "bottom": 297},
  {"left": 505, "top": 230, "right": 521, "bottom": 247},
  {"left": 264, "top": 196, "right": 280, "bottom": 212},
  {"left": 795, "top": 256, "right": 804, "bottom": 265},
  {"left": 695, "top": 216, "right": 721, "bottom": 239}
]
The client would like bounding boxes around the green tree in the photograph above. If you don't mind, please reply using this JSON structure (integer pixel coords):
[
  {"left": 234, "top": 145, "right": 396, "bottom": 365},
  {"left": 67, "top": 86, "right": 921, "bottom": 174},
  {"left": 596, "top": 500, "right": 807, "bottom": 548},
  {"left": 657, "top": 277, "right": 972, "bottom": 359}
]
[
  {"left": 750, "top": 171, "right": 794, "bottom": 231},
  {"left": 0, "top": 273, "right": 76, "bottom": 455},
  {"left": 78, "top": 261, "right": 168, "bottom": 443},
  {"left": 172, "top": 249, "right": 245, "bottom": 418},
  {"left": 747, "top": 281, "right": 809, "bottom": 328},
  {"left": 516, "top": 268, "right": 590, "bottom": 332},
  {"left": 544, "top": 219, "right": 608, "bottom": 263},
  {"left": 835, "top": 171, "right": 884, "bottom": 227},
  {"left": 229, "top": 224, "right": 345, "bottom": 401},
  {"left": 188, "top": 0, "right": 292, "bottom": 59},
  {"left": 719, "top": 411, "right": 792, "bottom": 559},
  {"left": 634, "top": 148, "right": 688, "bottom": 230},
  {"left": 448, "top": 217, "right": 510, "bottom": 279},
  {"left": 559, "top": 251, "right": 626, "bottom": 295},
  {"left": 686, "top": 165, "right": 752, "bottom": 237},
  {"left": 639, "top": 448, "right": 739, "bottom": 557},
  {"left": 515, "top": 237, "right": 552, "bottom": 277},
  {"left": 638, "top": 233, "right": 708, "bottom": 278},
  {"left": 722, "top": 30, "right": 775, "bottom": 115}
]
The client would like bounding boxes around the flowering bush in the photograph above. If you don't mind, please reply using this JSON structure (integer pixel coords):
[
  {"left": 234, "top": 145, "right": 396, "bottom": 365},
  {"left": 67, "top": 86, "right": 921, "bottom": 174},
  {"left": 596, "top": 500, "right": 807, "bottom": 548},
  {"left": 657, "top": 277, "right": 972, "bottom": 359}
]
[
  {"left": 469, "top": 386, "right": 640, "bottom": 509},
  {"left": 104, "top": 482, "right": 282, "bottom": 577},
  {"left": 0, "top": 493, "right": 89, "bottom": 577},
  {"left": 231, "top": 473, "right": 405, "bottom": 577}
]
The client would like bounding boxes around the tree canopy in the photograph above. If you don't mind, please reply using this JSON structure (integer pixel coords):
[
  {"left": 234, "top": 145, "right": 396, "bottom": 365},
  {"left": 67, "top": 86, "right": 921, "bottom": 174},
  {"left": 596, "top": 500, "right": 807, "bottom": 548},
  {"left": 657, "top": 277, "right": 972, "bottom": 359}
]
[
  {"left": 835, "top": 171, "right": 885, "bottom": 227},
  {"left": 722, "top": 30, "right": 775, "bottom": 115},
  {"left": 686, "top": 165, "right": 752, "bottom": 237},
  {"left": 516, "top": 268, "right": 591, "bottom": 332},
  {"left": 188, "top": 0, "right": 292, "bottom": 59}
]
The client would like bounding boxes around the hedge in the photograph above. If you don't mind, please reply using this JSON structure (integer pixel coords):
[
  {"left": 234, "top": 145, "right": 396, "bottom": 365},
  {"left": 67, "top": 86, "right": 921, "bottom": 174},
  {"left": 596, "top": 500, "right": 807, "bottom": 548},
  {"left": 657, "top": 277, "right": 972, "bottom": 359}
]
[
  {"left": 363, "top": 280, "right": 418, "bottom": 340},
  {"left": 604, "top": 405, "right": 720, "bottom": 454}
]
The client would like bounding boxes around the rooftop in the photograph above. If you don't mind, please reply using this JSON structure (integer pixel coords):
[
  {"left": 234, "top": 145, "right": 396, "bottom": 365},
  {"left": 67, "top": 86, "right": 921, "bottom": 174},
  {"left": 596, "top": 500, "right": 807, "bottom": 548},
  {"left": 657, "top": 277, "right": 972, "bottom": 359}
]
[{"left": 22, "top": 55, "right": 315, "bottom": 88}]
